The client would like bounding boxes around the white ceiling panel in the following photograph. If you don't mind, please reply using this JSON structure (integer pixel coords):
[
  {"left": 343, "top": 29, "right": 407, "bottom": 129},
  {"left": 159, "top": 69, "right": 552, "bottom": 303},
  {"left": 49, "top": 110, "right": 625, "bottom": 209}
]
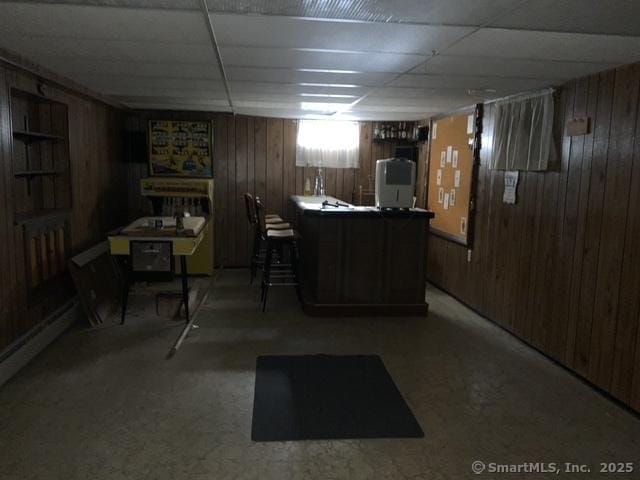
[
  {"left": 125, "top": 102, "right": 232, "bottom": 112},
  {"left": 103, "top": 87, "right": 228, "bottom": 98},
  {"left": 229, "top": 81, "right": 366, "bottom": 97},
  {"left": 225, "top": 67, "right": 395, "bottom": 87},
  {"left": 0, "top": 3, "right": 208, "bottom": 43},
  {"left": 49, "top": 59, "right": 221, "bottom": 80},
  {"left": 205, "top": 0, "right": 524, "bottom": 26},
  {"left": 1, "top": 1, "right": 639, "bottom": 120},
  {"left": 117, "top": 96, "right": 229, "bottom": 107},
  {"left": 70, "top": 76, "right": 224, "bottom": 91},
  {"left": 389, "top": 74, "right": 556, "bottom": 92},
  {"left": 491, "top": 0, "right": 640, "bottom": 36},
  {"left": 220, "top": 46, "right": 426, "bottom": 73},
  {"left": 358, "top": 97, "right": 480, "bottom": 111},
  {"left": 368, "top": 88, "right": 485, "bottom": 103},
  {"left": 233, "top": 93, "right": 354, "bottom": 105},
  {"left": 2, "top": 35, "right": 214, "bottom": 64},
  {"left": 444, "top": 28, "right": 640, "bottom": 63},
  {"left": 7, "top": 1, "right": 199, "bottom": 10},
  {"left": 411, "top": 55, "right": 618, "bottom": 80},
  {"left": 212, "top": 15, "right": 472, "bottom": 55}
]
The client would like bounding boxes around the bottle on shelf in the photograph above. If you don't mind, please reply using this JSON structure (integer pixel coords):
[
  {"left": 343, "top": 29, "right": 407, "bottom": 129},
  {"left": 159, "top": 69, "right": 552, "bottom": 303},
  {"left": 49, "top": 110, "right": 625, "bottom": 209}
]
[
  {"left": 380, "top": 124, "right": 386, "bottom": 140},
  {"left": 373, "top": 123, "right": 380, "bottom": 140}
]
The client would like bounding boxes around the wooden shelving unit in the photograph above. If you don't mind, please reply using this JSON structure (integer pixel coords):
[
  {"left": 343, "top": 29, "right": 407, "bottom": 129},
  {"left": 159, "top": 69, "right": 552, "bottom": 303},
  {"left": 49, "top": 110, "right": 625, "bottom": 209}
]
[
  {"left": 372, "top": 121, "right": 420, "bottom": 144},
  {"left": 10, "top": 88, "right": 71, "bottom": 218},
  {"left": 9, "top": 89, "right": 72, "bottom": 305}
]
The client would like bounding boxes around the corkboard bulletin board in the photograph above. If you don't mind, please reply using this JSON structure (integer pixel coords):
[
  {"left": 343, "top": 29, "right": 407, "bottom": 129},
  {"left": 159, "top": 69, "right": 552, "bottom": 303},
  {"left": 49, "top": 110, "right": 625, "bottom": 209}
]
[{"left": 427, "top": 107, "right": 481, "bottom": 246}]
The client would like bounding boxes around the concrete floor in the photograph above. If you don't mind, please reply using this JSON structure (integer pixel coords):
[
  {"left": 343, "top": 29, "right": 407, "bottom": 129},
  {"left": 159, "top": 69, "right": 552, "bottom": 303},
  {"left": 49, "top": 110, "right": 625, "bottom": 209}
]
[{"left": 0, "top": 269, "right": 639, "bottom": 480}]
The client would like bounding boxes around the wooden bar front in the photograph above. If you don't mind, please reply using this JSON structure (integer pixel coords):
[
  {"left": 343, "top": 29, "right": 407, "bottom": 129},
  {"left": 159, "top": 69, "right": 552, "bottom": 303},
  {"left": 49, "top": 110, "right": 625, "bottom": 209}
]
[{"left": 291, "top": 195, "right": 434, "bottom": 316}]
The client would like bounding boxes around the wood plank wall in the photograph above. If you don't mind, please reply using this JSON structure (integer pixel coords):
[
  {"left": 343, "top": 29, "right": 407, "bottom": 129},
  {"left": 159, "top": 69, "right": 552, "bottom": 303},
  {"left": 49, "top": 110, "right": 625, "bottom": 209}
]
[
  {"left": 0, "top": 62, "right": 128, "bottom": 351},
  {"left": 423, "top": 63, "right": 640, "bottom": 412},
  {"left": 126, "top": 113, "right": 403, "bottom": 268}
]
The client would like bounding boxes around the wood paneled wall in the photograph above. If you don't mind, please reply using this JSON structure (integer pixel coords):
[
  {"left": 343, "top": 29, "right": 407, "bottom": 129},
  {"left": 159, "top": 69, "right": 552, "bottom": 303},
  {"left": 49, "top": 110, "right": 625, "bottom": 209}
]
[
  {"left": 126, "top": 113, "right": 405, "bottom": 268},
  {"left": 423, "top": 63, "right": 640, "bottom": 412},
  {"left": 0, "top": 61, "right": 128, "bottom": 351}
]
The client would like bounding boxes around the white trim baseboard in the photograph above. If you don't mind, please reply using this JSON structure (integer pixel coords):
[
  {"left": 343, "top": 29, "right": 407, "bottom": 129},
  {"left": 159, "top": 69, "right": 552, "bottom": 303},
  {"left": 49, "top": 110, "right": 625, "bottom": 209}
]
[{"left": 0, "top": 300, "right": 81, "bottom": 387}]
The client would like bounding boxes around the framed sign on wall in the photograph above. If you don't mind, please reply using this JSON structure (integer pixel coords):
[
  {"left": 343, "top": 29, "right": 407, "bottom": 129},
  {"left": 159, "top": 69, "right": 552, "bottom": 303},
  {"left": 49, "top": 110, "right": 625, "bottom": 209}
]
[
  {"left": 148, "top": 120, "right": 213, "bottom": 177},
  {"left": 427, "top": 105, "right": 482, "bottom": 247}
]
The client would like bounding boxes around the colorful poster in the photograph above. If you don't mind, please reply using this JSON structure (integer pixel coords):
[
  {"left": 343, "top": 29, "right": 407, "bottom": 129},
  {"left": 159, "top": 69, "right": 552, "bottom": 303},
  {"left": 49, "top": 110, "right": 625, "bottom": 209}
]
[{"left": 149, "top": 120, "right": 213, "bottom": 177}]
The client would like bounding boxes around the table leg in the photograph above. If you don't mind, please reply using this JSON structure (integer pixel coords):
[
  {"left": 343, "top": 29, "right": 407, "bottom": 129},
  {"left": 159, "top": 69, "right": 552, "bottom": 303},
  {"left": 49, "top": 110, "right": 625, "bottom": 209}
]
[
  {"left": 180, "top": 255, "right": 190, "bottom": 324},
  {"left": 168, "top": 256, "right": 197, "bottom": 358},
  {"left": 120, "top": 263, "right": 130, "bottom": 325}
]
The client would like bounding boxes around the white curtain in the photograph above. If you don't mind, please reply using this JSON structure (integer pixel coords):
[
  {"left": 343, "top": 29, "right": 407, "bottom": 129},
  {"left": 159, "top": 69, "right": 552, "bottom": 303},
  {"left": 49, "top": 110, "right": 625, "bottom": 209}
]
[
  {"left": 492, "top": 90, "right": 554, "bottom": 171},
  {"left": 296, "top": 119, "right": 359, "bottom": 168}
]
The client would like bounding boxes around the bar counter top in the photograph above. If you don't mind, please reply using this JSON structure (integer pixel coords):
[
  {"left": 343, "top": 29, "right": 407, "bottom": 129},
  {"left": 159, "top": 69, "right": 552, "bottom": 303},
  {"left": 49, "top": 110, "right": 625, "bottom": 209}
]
[{"left": 291, "top": 195, "right": 434, "bottom": 219}]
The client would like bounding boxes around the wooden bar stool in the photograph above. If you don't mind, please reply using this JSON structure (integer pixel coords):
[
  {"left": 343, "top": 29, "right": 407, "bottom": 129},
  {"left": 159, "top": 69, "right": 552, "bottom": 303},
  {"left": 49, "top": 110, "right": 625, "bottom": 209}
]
[
  {"left": 254, "top": 196, "right": 300, "bottom": 311},
  {"left": 244, "top": 193, "right": 291, "bottom": 284}
]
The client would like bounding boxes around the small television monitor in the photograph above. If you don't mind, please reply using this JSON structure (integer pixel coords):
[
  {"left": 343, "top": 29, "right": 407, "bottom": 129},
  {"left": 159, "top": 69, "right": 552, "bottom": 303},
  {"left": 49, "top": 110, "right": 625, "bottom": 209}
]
[{"left": 375, "top": 158, "right": 416, "bottom": 209}]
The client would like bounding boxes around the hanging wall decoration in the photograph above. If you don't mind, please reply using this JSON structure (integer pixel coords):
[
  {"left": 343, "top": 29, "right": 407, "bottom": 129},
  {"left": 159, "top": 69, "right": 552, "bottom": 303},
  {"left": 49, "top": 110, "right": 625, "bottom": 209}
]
[{"left": 148, "top": 120, "right": 213, "bottom": 177}]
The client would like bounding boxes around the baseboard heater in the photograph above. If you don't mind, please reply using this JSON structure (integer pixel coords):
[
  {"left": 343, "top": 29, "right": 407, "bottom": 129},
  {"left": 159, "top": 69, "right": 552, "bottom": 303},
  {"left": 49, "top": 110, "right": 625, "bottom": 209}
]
[{"left": 0, "top": 299, "right": 81, "bottom": 387}]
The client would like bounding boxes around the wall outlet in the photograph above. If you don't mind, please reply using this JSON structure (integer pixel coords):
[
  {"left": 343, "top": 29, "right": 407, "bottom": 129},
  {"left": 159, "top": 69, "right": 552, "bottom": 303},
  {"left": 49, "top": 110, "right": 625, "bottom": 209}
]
[{"left": 467, "top": 249, "right": 472, "bottom": 263}]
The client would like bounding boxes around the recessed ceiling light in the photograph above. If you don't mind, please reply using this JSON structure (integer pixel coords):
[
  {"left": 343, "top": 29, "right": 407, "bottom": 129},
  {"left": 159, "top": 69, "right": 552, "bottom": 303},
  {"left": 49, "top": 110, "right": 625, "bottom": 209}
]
[
  {"left": 300, "top": 93, "right": 357, "bottom": 99},
  {"left": 298, "top": 83, "right": 361, "bottom": 88},
  {"left": 298, "top": 68, "right": 361, "bottom": 74}
]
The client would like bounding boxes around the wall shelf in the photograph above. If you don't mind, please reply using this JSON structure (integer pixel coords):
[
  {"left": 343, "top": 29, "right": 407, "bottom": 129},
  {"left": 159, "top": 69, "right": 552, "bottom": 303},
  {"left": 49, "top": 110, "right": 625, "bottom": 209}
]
[
  {"left": 14, "top": 208, "right": 70, "bottom": 225},
  {"left": 14, "top": 170, "right": 61, "bottom": 178},
  {"left": 13, "top": 129, "right": 63, "bottom": 143},
  {"left": 10, "top": 87, "right": 71, "bottom": 222}
]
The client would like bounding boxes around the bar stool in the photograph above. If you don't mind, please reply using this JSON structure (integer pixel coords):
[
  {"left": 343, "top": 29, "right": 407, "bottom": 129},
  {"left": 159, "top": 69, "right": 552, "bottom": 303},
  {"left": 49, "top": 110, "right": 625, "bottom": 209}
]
[
  {"left": 244, "top": 193, "right": 292, "bottom": 284},
  {"left": 254, "top": 197, "right": 300, "bottom": 311}
]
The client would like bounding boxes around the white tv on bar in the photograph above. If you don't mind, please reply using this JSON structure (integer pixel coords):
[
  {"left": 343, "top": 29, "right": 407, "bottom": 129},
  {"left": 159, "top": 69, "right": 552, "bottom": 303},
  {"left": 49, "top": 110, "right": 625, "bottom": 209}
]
[{"left": 375, "top": 158, "right": 415, "bottom": 209}]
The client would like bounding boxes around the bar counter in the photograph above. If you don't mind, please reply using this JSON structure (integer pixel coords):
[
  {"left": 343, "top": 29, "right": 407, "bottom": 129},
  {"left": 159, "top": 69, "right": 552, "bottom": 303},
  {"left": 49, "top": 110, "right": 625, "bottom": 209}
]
[{"left": 291, "top": 195, "right": 435, "bottom": 316}]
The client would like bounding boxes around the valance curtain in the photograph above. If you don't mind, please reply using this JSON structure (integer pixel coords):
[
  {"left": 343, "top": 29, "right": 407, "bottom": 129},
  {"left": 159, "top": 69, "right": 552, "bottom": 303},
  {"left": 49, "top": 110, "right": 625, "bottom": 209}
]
[
  {"left": 296, "top": 119, "right": 359, "bottom": 169},
  {"left": 492, "top": 90, "right": 554, "bottom": 171}
]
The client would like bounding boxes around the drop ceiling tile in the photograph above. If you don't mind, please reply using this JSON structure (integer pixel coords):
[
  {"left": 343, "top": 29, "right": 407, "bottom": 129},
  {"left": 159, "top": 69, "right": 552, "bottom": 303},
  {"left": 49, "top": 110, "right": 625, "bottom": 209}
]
[
  {"left": 411, "top": 55, "right": 618, "bottom": 80},
  {"left": 491, "top": 0, "right": 640, "bottom": 36},
  {"left": 0, "top": 3, "right": 208, "bottom": 43},
  {"left": 389, "top": 74, "right": 556, "bottom": 92},
  {"left": 117, "top": 96, "right": 229, "bottom": 107},
  {"left": 233, "top": 93, "right": 354, "bottom": 105},
  {"left": 50, "top": 59, "right": 221, "bottom": 79},
  {"left": 2, "top": 35, "right": 214, "bottom": 64},
  {"left": 212, "top": 14, "right": 472, "bottom": 54},
  {"left": 220, "top": 46, "right": 426, "bottom": 73},
  {"left": 444, "top": 28, "right": 640, "bottom": 63},
  {"left": 8, "top": 0, "right": 199, "bottom": 9},
  {"left": 205, "top": 0, "right": 523, "bottom": 26},
  {"left": 368, "top": 88, "right": 484, "bottom": 103},
  {"left": 103, "top": 87, "right": 227, "bottom": 97},
  {"left": 71, "top": 75, "right": 224, "bottom": 91},
  {"left": 229, "top": 81, "right": 366, "bottom": 97},
  {"left": 225, "top": 67, "right": 395, "bottom": 87},
  {"left": 126, "top": 102, "right": 232, "bottom": 112}
]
